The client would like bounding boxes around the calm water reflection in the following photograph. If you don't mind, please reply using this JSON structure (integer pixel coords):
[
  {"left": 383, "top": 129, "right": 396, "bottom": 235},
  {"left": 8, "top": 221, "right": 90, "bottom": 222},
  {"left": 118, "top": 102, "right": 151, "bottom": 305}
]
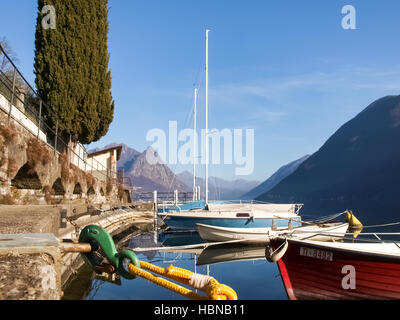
[
  {"left": 64, "top": 230, "right": 288, "bottom": 300},
  {"left": 63, "top": 225, "right": 400, "bottom": 300}
]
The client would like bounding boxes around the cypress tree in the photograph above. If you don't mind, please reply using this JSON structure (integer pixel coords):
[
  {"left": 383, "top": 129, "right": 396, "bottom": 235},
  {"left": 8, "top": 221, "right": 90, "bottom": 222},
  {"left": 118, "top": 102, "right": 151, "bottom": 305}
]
[{"left": 34, "top": 0, "right": 114, "bottom": 144}]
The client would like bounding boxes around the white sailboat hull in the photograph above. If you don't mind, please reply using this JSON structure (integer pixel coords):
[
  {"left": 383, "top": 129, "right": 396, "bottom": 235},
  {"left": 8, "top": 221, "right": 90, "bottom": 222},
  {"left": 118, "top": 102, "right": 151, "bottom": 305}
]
[{"left": 196, "top": 222, "right": 349, "bottom": 244}]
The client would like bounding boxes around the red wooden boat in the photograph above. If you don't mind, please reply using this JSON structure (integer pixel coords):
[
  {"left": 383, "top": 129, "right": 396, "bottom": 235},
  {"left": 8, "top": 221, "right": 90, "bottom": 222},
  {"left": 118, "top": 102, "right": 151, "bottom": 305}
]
[{"left": 267, "top": 237, "right": 400, "bottom": 300}]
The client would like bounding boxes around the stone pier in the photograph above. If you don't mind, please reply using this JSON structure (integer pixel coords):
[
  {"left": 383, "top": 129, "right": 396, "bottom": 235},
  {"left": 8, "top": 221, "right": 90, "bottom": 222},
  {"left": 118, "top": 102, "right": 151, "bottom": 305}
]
[{"left": 0, "top": 204, "right": 154, "bottom": 300}]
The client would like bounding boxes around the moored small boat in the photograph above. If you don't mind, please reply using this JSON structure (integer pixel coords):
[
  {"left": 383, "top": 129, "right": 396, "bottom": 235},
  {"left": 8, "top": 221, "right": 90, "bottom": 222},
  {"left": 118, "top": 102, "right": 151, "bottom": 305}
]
[
  {"left": 159, "top": 202, "right": 304, "bottom": 230},
  {"left": 267, "top": 237, "right": 400, "bottom": 300},
  {"left": 196, "top": 222, "right": 349, "bottom": 243}
]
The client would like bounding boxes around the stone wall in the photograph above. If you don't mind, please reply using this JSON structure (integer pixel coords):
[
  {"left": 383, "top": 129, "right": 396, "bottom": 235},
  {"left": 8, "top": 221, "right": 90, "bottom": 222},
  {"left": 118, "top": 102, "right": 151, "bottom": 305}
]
[
  {"left": 0, "top": 205, "right": 154, "bottom": 300},
  {"left": 0, "top": 112, "right": 127, "bottom": 207}
]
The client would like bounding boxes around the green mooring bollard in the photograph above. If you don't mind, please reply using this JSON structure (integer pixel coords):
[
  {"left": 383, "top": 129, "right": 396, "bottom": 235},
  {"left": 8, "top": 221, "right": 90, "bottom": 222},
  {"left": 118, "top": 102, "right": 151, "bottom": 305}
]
[{"left": 78, "top": 225, "right": 140, "bottom": 279}]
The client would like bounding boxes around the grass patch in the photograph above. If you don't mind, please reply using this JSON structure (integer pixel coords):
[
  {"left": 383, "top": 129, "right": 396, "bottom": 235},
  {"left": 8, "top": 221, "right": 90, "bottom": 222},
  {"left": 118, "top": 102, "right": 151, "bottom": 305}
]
[
  {"left": 43, "top": 185, "right": 55, "bottom": 204},
  {"left": 7, "top": 157, "right": 18, "bottom": 178},
  {"left": 85, "top": 171, "right": 96, "bottom": 188},
  {"left": 106, "top": 178, "right": 113, "bottom": 195},
  {"left": 0, "top": 194, "right": 15, "bottom": 205},
  {"left": 26, "top": 138, "right": 52, "bottom": 173},
  {"left": 59, "top": 152, "right": 70, "bottom": 182},
  {"left": 0, "top": 153, "right": 6, "bottom": 168},
  {"left": 0, "top": 123, "right": 18, "bottom": 144}
]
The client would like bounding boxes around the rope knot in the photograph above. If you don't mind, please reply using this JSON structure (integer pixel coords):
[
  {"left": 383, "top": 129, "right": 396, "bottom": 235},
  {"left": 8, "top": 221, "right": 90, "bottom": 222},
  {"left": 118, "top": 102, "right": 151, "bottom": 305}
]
[{"left": 205, "top": 278, "right": 238, "bottom": 300}]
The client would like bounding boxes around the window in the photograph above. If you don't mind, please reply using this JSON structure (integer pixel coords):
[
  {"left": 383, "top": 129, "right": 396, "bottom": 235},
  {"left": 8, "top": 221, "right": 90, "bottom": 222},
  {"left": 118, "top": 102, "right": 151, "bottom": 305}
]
[{"left": 236, "top": 213, "right": 250, "bottom": 218}]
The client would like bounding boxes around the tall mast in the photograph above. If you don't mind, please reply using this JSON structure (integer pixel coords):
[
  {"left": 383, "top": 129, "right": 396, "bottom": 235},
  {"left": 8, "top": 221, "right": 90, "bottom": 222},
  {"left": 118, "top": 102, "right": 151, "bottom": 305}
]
[
  {"left": 193, "top": 87, "right": 197, "bottom": 201},
  {"left": 205, "top": 29, "right": 210, "bottom": 205}
]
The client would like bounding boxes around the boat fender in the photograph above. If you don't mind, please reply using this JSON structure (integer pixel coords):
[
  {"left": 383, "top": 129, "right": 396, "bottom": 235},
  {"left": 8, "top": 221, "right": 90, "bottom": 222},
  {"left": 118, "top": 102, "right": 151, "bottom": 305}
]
[
  {"left": 346, "top": 210, "right": 363, "bottom": 229},
  {"left": 265, "top": 239, "right": 288, "bottom": 263}
]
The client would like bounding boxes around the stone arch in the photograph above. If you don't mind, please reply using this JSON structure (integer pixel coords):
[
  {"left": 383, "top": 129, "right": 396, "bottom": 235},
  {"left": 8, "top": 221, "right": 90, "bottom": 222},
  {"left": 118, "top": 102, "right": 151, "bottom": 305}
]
[
  {"left": 73, "top": 183, "right": 82, "bottom": 195},
  {"left": 52, "top": 178, "right": 65, "bottom": 196},
  {"left": 87, "top": 186, "right": 95, "bottom": 196},
  {"left": 11, "top": 163, "right": 42, "bottom": 190}
]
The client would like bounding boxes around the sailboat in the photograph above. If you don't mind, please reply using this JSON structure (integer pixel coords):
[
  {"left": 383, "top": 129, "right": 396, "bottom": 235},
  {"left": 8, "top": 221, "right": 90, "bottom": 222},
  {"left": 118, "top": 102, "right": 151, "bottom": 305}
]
[
  {"left": 157, "top": 86, "right": 207, "bottom": 214},
  {"left": 158, "top": 29, "right": 303, "bottom": 230}
]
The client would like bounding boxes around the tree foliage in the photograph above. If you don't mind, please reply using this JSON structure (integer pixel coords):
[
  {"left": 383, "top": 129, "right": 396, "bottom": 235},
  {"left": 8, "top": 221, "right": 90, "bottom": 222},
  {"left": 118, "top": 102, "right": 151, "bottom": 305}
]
[
  {"left": 34, "top": 0, "right": 114, "bottom": 144},
  {"left": 0, "top": 36, "right": 19, "bottom": 72}
]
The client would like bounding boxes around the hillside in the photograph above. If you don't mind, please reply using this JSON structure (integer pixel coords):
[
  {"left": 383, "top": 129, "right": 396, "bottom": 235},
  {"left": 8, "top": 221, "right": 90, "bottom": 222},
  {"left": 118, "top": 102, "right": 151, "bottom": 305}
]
[
  {"left": 177, "top": 171, "right": 260, "bottom": 200},
  {"left": 242, "top": 155, "right": 310, "bottom": 200},
  {"left": 257, "top": 95, "right": 400, "bottom": 224}
]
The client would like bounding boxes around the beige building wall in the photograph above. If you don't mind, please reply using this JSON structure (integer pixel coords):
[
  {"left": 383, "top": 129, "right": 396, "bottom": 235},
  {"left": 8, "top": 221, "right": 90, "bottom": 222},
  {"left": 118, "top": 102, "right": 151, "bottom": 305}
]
[{"left": 87, "top": 149, "right": 118, "bottom": 182}]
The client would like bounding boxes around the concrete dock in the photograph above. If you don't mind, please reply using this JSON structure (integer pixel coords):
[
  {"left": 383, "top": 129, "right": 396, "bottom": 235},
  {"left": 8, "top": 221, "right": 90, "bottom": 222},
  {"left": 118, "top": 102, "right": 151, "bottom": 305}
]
[{"left": 0, "top": 204, "right": 154, "bottom": 300}]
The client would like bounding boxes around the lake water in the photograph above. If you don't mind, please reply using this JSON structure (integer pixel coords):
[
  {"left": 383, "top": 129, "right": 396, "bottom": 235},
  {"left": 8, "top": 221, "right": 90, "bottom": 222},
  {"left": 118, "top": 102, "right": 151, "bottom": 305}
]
[
  {"left": 63, "top": 229, "right": 289, "bottom": 300},
  {"left": 63, "top": 224, "right": 400, "bottom": 301}
]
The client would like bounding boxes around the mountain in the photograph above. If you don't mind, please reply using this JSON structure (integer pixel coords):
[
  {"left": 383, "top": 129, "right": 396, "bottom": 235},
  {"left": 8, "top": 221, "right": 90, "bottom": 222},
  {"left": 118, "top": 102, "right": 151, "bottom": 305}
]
[
  {"left": 89, "top": 143, "right": 190, "bottom": 192},
  {"left": 242, "top": 155, "right": 310, "bottom": 200},
  {"left": 177, "top": 171, "right": 260, "bottom": 200},
  {"left": 118, "top": 143, "right": 142, "bottom": 172},
  {"left": 89, "top": 142, "right": 259, "bottom": 196},
  {"left": 124, "top": 146, "right": 190, "bottom": 192},
  {"left": 257, "top": 95, "right": 400, "bottom": 224}
]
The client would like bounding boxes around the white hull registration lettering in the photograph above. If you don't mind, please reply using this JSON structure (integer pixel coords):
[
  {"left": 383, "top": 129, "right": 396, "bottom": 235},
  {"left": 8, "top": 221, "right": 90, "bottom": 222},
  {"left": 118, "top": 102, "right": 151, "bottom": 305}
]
[{"left": 300, "top": 247, "right": 333, "bottom": 261}]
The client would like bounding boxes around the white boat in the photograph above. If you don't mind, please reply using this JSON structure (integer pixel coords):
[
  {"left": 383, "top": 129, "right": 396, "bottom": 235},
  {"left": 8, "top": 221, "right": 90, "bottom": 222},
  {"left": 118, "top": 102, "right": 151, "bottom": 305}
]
[
  {"left": 196, "top": 222, "right": 350, "bottom": 244},
  {"left": 159, "top": 202, "right": 303, "bottom": 230}
]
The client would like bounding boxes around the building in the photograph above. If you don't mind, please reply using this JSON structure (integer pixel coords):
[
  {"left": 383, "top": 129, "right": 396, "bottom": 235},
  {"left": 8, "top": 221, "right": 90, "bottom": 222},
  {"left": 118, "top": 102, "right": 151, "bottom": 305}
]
[{"left": 87, "top": 145, "right": 122, "bottom": 182}]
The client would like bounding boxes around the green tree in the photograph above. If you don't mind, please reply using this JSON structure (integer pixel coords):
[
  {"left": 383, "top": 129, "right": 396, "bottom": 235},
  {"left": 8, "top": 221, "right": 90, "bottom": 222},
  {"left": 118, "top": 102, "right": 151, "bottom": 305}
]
[{"left": 34, "top": 0, "right": 114, "bottom": 144}]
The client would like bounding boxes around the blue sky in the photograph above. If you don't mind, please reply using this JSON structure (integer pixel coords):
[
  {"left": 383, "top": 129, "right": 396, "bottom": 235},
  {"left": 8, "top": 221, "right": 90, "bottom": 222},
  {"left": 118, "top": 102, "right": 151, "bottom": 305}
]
[{"left": 2, "top": 1, "right": 400, "bottom": 181}]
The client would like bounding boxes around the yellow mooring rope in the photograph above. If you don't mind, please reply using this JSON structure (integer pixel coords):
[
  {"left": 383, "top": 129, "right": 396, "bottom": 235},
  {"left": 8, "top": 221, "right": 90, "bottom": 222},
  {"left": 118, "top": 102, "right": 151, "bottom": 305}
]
[{"left": 127, "top": 261, "right": 238, "bottom": 300}]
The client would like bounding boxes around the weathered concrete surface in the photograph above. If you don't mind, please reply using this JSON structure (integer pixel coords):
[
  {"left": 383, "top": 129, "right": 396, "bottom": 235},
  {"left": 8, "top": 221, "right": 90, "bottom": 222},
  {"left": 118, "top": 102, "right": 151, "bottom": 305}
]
[
  {"left": 0, "top": 203, "right": 154, "bottom": 300},
  {"left": 0, "top": 253, "right": 60, "bottom": 300},
  {"left": 60, "top": 209, "right": 154, "bottom": 289},
  {"left": 0, "top": 204, "right": 145, "bottom": 236},
  {"left": 0, "top": 205, "right": 60, "bottom": 235},
  {"left": 58, "top": 209, "right": 154, "bottom": 240},
  {"left": 0, "top": 233, "right": 61, "bottom": 300},
  {"left": 0, "top": 233, "right": 59, "bottom": 253}
]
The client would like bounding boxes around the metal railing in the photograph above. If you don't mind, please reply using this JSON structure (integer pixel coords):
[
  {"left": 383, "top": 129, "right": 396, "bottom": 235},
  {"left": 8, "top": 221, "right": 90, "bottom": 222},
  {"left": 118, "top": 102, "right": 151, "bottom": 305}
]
[
  {"left": 0, "top": 44, "right": 117, "bottom": 183},
  {"left": 133, "top": 191, "right": 195, "bottom": 203}
]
